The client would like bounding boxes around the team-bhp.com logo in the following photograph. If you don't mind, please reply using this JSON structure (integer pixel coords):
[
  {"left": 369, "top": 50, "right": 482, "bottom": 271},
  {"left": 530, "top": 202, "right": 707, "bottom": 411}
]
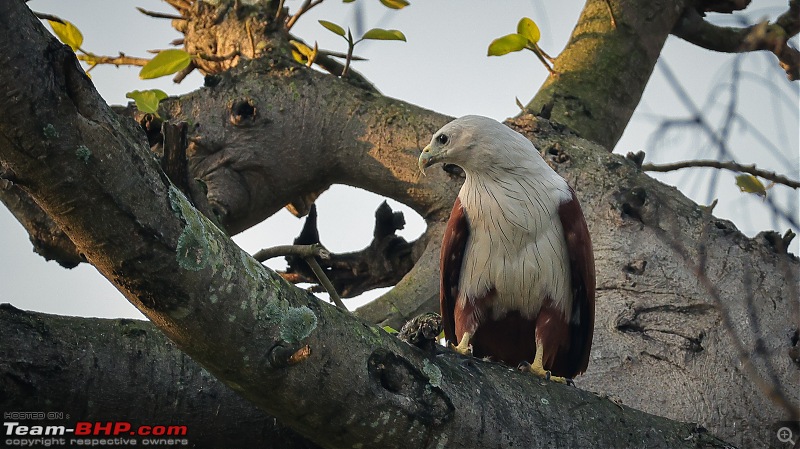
[{"left": 4, "top": 414, "right": 189, "bottom": 447}]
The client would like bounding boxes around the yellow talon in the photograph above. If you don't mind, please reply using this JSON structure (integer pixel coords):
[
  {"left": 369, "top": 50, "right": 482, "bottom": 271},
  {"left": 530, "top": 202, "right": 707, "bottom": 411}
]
[
  {"left": 524, "top": 342, "right": 567, "bottom": 384},
  {"left": 450, "top": 331, "right": 473, "bottom": 356}
]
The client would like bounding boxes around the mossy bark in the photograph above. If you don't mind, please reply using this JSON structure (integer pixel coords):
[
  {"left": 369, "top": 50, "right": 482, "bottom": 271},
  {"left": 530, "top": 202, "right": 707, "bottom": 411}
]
[{"left": 526, "top": 0, "right": 690, "bottom": 150}]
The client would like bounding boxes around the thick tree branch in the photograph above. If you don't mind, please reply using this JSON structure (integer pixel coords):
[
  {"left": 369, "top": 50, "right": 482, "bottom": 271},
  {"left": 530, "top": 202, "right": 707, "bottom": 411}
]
[
  {"left": 0, "top": 305, "right": 321, "bottom": 449},
  {"left": 672, "top": 2, "right": 800, "bottom": 80},
  {"left": 526, "top": 0, "right": 692, "bottom": 150},
  {"left": 642, "top": 158, "right": 800, "bottom": 189}
]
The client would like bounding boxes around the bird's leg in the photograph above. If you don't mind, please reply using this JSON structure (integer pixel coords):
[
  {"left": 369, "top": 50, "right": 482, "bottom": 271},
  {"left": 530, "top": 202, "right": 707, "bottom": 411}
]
[
  {"left": 450, "top": 331, "right": 473, "bottom": 356},
  {"left": 522, "top": 342, "right": 567, "bottom": 384}
]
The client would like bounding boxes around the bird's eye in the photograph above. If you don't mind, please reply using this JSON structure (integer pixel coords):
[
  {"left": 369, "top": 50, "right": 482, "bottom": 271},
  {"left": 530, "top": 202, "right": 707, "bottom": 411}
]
[{"left": 437, "top": 134, "right": 449, "bottom": 145}]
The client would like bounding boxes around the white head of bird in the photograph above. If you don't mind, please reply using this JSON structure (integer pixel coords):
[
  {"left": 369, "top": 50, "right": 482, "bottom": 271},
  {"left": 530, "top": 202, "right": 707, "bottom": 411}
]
[{"left": 418, "top": 115, "right": 556, "bottom": 178}]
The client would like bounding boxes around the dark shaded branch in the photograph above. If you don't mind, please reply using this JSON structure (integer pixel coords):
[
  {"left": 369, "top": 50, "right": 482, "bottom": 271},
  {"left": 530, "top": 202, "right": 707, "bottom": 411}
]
[
  {"left": 282, "top": 202, "right": 420, "bottom": 298},
  {"left": 0, "top": 305, "right": 321, "bottom": 449},
  {"left": 0, "top": 182, "right": 82, "bottom": 268},
  {"left": 32, "top": 11, "right": 65, "bottom": 23},
  {"left": 672, "top": 3, "right": 800, "bottom": 80},
  {"left": 698, "top": 0, "right": 751, "bottom": 13},
  {"left": 642, "top": 159, "right": 800, "bottom": 189}
]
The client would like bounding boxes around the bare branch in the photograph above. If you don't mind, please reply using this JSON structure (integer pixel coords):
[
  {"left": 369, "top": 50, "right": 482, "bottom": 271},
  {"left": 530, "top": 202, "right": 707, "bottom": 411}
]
[
  {"left": 305, "top": 257, "right": 346, "bottom": 309},
  {"left": 253, "top": 244, "right": 345, "bottom": 309},
  {"left": 286, "top": 0, "right": 325, "bottom": 30},
  {"left": 32, "top": 11, "right": 65, "bottom": 24},
  {"left": 172, "top": 61, "right": 196, "bottom": 83},
  {"left": 672, "top": 4, "right": 800, "bottom": 80},
  {"left": 642, "top": 159, "right": 800, "bottom": 189},
  {"left": 253, "top": 244, "right": 331, "bottom": 262},
  {"left": 135, "top": 7, "right": 185, "bottom": 20},
  {"left": 78, "top": 52, "right": 149, "bottom": 67}
]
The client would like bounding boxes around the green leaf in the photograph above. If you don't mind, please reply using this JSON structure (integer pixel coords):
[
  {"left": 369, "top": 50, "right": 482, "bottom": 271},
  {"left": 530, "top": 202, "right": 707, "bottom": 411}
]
[
  {"left": 735, "top": 174, "right": 767, "bottom": 197},
  {"left": 343, "top": 0, "right": 357, "bottom": 2},
  {"left": 487, "top": 33, "right": 528, "bottom": 56},
  {"left": 382, "top": 325, "right": 399, "bottom": 334},
  {"left": 379, "top": 0, "right": 410, "bottom": 9},
  {"left": 139, "top": 50, "right": 192, "bottom": 80},
  {"left": 319, "top": 20, "right": 346, "bottom": 37},
  {"left": 125, "top": 89, "right": 168, "bottom": 115},
  {"left": 48, "top": 20, "right": 83, "bottom": 51},
  {"left": 517, "top": 17, "right": 541, "bottom": 44},
  {"left": 361, "top": 28, "right": 407, "bottom": 42}
]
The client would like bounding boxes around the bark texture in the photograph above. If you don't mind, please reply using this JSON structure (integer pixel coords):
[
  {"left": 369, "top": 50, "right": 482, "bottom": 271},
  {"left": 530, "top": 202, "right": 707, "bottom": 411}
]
[
  {"left": 525, "top": 0, "right": 690, "bottom": 150},
  {"left": 0, "top": 304, "right": 320, "bottom": 449}
]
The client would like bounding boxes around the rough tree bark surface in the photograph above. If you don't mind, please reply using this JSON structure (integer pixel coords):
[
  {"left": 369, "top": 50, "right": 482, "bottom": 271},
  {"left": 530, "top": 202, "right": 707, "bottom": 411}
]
[
  {"left": 1, "top": 0, "right": 798, "bottom": 448},
  {"left": 0, "top": 305, "right": 321, "bottom": 449}
]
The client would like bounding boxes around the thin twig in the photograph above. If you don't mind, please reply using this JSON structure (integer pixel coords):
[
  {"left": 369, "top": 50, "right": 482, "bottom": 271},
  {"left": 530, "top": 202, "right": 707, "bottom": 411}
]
[
  {"left": 253, "top": 244, "right": 330, "bottom": 262},
  {"left": 603, "top": 0, "right": 617, "bottom": 29},
  {"left": 172, "top": 62, "right": 196, "bottom": 84},
  {"left": 642, "top": 159, "right": 800, "bottom": 189},
  {"left": 32, "top": 11, "right": 65, "bottom": 24},
  {"left": 77, "top": 53, "right": 150, "bottom": 67},
  {"left": 305, "top": 258, "right": 346, "bottom": 309},
  {"left": 253, "top": 244, "right": 344, "bottom": 308},
  {"left": 135, "top": 7, "right": 185, "bottom": 20},
  {"left": 286, "top": 0, "right": 324, "bottom": 30}
]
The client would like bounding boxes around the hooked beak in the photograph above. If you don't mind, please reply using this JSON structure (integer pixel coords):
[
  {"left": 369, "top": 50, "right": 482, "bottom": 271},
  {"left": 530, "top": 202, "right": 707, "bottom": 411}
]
[{"left": 418, "top": 145, "right": 440, "bottom": 175}]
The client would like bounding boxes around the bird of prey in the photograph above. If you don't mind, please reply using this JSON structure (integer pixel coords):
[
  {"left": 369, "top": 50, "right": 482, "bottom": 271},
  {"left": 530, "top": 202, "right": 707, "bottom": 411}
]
[{"left": 418, "top": 115, "right": 595, "bottom": 382}]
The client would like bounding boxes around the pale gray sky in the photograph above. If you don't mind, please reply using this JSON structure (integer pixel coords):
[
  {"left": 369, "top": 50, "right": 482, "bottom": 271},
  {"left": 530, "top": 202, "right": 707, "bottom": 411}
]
[{"left": 2, "top": 0, "right": 798, "bottom": 319}]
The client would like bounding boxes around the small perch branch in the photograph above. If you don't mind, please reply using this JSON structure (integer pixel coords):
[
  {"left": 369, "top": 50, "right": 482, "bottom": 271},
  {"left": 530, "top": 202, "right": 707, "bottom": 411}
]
[
  {"left": 32, "top": 11, "right": 65, "bottom": 24},
  {"left": 254, "top": 244, "right": 331, "bottom": 262},
  {"left": 286, "top": 0, "right": 325, "bottom": 30},
  {"left": 253, "top": 244, "right": 345, "bottom": 309},
  {"left": 136, "top": 7, "right": 185, "bottom": 20},
  {"left": 642, "top": 159, "right": 800, "bottom": 189},
  {"left": 78, "top": 53, "right": 150, "bottom": 67},
  {"left": 305, "top": 257, "right": 346, "bottom": 309}
]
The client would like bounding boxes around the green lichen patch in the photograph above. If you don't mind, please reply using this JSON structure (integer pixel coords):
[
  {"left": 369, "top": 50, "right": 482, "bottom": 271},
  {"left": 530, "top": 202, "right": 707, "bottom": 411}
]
[
  {"left": 279, "top": 306, "right": 317, "bottom": 343},
  {"left": 260, "top": 298, "right": 288, "bottom": 322},
  {"left": 422, "top": 359, "right": 442, "bottom": 388},
  {"left": 42, "top": 124, "right": 59, "bottom": 139},
  {"left": 75, "top": 145, "right": 91, "bottom": 163},
  {"left": 176, "top": 222, "right": 210, "bottom": 271},
  {"left": 169, "top": 186, "right": 211, "bottom": 271}
]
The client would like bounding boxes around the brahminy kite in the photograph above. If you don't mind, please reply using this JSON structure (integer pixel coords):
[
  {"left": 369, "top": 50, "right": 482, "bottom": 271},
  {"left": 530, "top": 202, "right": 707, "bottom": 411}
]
[{"left": 418, "top": 115, "right": 595, "bottom": 382}]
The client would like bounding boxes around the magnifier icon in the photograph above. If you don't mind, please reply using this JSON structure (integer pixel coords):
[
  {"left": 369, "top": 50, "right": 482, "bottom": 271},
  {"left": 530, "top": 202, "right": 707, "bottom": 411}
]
[{"left": 778, "top": 427, "right": 796, "bottom": 445}]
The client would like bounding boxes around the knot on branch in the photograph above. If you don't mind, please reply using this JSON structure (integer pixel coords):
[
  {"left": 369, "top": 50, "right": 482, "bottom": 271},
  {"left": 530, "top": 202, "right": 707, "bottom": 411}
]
[
  {"left": 756, "top": 229, "right": 797, "bottom": 255},
  {"left": 367, "top": 349, "right": 454, "bottom": 427},
  {"left": 398, "top": 312, "right": 443, "bottom": 353},
  {"left": 282, "top": 202, "right": 415, "bottom": 298},
  {"left": 615, "top": 186, "right": 650, "bottom": 223}
]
